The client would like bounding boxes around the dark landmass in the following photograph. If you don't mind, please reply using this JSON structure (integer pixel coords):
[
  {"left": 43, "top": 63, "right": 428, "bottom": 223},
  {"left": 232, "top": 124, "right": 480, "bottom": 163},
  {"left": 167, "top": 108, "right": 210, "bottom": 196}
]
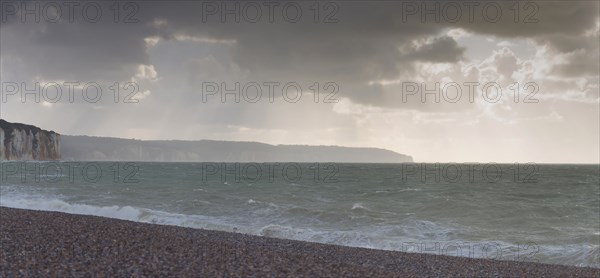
[
  {"left": 1, "top": 207, "right": 597, "bottom": 277},
  {"left": 0, "top": 119, "right": 60, "bottom": 161},
  {"left": 0, "top": 119, "right": 412, "bottom": 162},
  {"left": 61, "top": 135, "right": 413, "bottom": 162}
]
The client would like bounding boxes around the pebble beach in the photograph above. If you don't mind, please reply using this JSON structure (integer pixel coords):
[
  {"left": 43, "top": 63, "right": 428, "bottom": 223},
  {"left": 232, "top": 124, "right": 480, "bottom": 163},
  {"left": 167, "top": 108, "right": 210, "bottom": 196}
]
[{"left": 1, "top": 207, "right": 598, "bottom": 277}]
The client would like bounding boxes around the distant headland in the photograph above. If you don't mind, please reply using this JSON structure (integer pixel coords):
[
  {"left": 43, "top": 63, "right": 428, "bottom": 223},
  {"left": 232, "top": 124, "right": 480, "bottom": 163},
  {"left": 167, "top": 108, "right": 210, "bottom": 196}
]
[{"left": 0, "top": 119, "right": 412, "bottom": 163}]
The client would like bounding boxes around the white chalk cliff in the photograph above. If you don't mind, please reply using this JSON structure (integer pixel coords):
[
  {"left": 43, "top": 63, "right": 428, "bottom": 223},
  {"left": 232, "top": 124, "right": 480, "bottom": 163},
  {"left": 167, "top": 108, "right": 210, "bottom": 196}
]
[{"left": 0, "top": 119, "right": 61, "bottom": 161}]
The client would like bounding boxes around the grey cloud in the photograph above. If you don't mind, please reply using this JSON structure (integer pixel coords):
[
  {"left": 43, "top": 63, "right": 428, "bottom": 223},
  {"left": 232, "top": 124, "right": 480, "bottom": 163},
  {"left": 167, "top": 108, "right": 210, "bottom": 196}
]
[
  {"left": 406, "top": 36, "right": 465, "bottom": 63},
  {"left": 552, "top": 49, "right": 600, "bottom": 78},
  {"left": 1, "top": 1, "right": 156, "bottom": 81},
  {"left": 1, "top": 0, "right": 598, "bottom": 109},
  {"left": 448, "top": 1, "right": 599, "bottom": 38}
]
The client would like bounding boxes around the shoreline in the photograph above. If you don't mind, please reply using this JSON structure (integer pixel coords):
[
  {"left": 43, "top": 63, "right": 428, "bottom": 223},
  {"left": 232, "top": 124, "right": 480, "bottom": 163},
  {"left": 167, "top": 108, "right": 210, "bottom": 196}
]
[{"left": 1, "top": 207, "right": 598, "bottom": 277}]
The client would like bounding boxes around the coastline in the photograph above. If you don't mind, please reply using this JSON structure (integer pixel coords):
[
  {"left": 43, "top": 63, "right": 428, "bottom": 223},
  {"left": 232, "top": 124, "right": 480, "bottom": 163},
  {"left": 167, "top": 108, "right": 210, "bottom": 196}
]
[{"left": 1, "top": 207, "right": 598, "bottom": 277}]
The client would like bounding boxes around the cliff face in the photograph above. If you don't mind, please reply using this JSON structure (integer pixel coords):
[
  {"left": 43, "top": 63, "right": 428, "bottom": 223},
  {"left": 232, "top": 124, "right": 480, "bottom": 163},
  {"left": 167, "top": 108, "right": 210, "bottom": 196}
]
[{"left": 0, "top": 120, "right": 61, "bottom": 161}]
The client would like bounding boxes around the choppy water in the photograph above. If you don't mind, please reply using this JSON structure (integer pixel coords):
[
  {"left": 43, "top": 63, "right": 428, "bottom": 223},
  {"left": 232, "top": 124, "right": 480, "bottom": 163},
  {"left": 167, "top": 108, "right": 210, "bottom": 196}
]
[{"left": 1, "top": 162, "right": 598, "bottom": 268}]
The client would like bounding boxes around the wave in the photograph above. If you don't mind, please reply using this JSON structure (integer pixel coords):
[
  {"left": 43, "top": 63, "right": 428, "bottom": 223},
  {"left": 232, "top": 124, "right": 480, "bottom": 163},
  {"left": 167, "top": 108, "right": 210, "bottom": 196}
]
[
  {"left": 1, "top": 186, "right": 598, "bottom": 268},
  {"left": 0, "top": 189, "right": 236, "bottom": 232}
]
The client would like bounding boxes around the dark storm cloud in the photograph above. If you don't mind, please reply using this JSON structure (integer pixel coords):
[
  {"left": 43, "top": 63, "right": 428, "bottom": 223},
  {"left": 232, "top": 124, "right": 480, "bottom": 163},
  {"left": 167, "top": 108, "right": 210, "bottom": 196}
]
[
  {"left": 1, "top": 1, "right": 598, "bottom": 105},
  {"left": 0, "top": 1, "right": 155, "bottom": 80}
]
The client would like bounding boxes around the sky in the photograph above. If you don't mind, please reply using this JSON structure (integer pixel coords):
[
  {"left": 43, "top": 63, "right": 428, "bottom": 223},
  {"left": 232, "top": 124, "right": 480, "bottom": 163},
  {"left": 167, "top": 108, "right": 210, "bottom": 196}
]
[{"left": 1, "top": 1, "right": 599, "bottom": 163}]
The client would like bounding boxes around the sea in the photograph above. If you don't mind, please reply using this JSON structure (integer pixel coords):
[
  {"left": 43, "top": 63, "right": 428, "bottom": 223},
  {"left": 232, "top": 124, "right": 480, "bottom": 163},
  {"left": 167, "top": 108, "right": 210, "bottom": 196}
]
[{"left": 1, "top": 162, "right": 598, "bottom": 268}]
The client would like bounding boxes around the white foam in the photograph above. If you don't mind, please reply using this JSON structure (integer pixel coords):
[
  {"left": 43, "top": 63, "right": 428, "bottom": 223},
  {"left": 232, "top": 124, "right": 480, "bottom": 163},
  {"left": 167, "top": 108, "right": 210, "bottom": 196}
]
[
  {"left": 0, "top": 188, "right": 234, "bottom": 232},
  {"left": 351, "top": 203, "right": 366, "bottom": 210},
  {"left": 1, "top": 185, "right": 598, "bottom": 268}
]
